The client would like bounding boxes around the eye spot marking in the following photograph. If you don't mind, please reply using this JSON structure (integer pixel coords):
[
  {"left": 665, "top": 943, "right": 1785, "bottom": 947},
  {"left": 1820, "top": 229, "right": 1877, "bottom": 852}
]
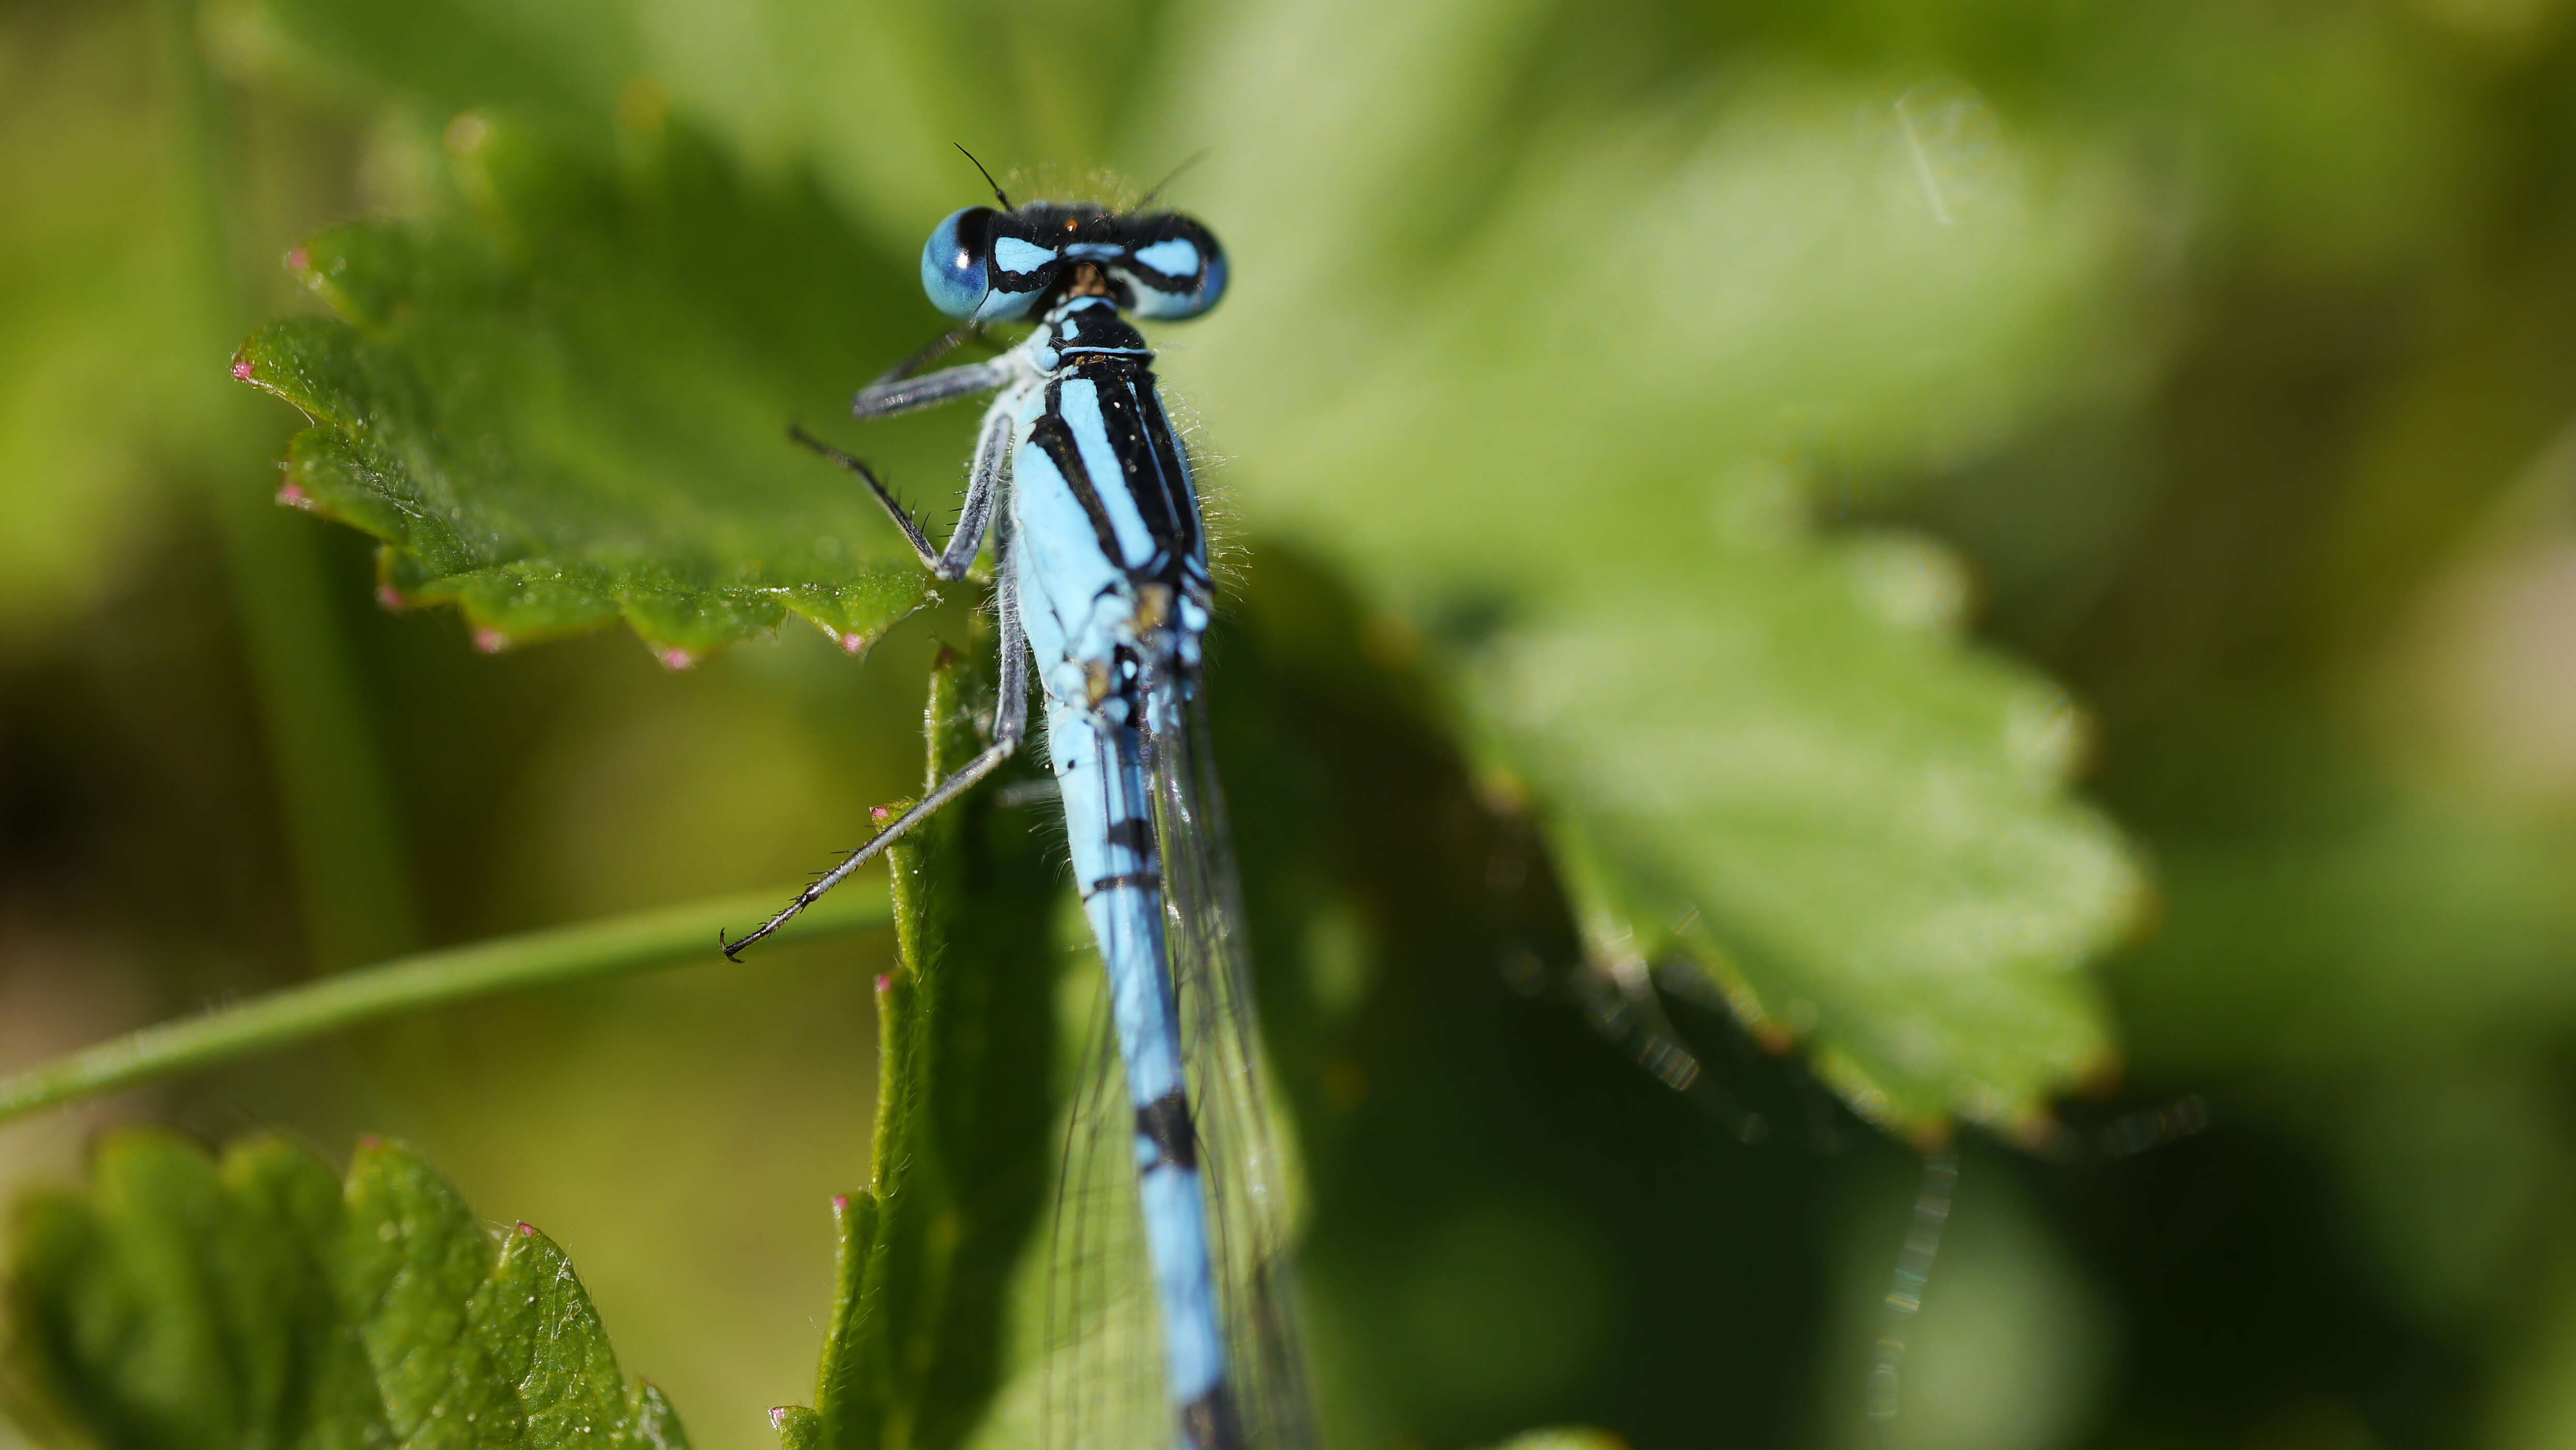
[
  {"left": 993, "top": 236, "right": 1056, "bottom": 274},
  {"left": 1132, "top": 238, "right": 1199, "bottom": 277}
]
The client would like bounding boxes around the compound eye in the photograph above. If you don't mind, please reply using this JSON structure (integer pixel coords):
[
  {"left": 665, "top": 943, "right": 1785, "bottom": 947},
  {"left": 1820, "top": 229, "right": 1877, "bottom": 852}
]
[
  {"left": 920, "top": 207, "right": 995, "bottom": 320},
  {"left": 1182, "top": 239, "right": 1228, "bottom": 317},
  {"left": 1124, "top": 225, "right": 1227, "bottom": 320}
]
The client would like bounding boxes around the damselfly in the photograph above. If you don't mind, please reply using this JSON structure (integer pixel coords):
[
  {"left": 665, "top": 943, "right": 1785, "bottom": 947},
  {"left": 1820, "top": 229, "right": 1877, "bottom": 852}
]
[{"left": 724, "top": 161, "right": 1312, "bottom": 1450}]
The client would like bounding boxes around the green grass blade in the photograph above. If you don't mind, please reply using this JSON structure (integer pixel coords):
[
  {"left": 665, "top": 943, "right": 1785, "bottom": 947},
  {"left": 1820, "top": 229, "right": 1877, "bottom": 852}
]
[{"left": 0, "top": 886, "right": 889, "bottom": 1126}]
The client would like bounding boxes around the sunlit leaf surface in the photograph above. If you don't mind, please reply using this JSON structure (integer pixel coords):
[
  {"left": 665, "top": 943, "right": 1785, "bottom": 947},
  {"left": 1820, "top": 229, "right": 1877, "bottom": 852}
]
[{"left": 233, "top": 114, "right": 935, "bottom": 660}]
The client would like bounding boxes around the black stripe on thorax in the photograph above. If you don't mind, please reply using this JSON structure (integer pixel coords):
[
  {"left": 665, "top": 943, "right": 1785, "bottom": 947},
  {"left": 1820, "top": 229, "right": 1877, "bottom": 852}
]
[
  {"left": 1035, "top": 362, "right": 1203, "bottom": 592},
  {"left": 1135, "top": 383, "right": 1205, "bottom": 579},
  {"left": 1088, "top": 372, "right": 1201, "bottom": 586},
  {"left": 1029, "top": 388, "right": 1126, "bottom": 570}
]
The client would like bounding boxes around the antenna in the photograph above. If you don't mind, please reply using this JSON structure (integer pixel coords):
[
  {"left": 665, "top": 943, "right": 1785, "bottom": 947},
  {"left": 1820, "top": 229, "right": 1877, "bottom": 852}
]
[
  {"left": 1135, "top": 149, "right": 1210, "bottom": 210},
  {"left": 956, "top": 143, "right": 1011, "bottom": 210}
]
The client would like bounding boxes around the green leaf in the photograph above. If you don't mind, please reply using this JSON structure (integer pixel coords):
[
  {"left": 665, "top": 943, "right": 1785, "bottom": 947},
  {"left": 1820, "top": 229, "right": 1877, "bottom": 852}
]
[
  {"left": 3, "top": 1131, "right": 692, "bottom": 1450},
  {"left": 781, "top": 627, "right": 1063, "bottom": 1450},
  {"left": 223, "top": 0, "right": 1152, "bottom": 251},
  {"left": 1163, "top": 31, "right": 2153, "bottom": 1134},
  {"left": 1477, "top": 557, "right": 2141, "bottom": 1135},
  {"left": 233, "top": 111, "right": 939, "bottom": 661}
]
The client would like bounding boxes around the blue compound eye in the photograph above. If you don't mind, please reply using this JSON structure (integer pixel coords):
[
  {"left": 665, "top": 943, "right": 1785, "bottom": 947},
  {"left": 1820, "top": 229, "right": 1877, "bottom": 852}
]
[
  {"left": 1122, "top": 223, "right": 1227, "bottom": 321},
  {"left": 920, "top": 207, "right": 995, "bottom": 320},
  {"left": 1182, "top": 241, "right": 1228, "bottom": 317}
]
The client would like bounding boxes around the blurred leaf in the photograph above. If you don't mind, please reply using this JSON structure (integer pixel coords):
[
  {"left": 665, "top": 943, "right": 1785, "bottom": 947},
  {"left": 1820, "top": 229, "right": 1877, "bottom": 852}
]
[
  {"left": 1480, "top": 550, "right": 2140, "bottom": 1134},
  {"left": 218, "top": 0, "right": 1161, "bottom": 254},
  {"left": 1166, "top": 34, "right": 2151, "bottom": 1132},
  {"left": 0, "top": 4, "right": 244, "bottom": 639},
  {"left": 1196, "top": 549, "right": 1829, "bottom": 1447},
  {"left": 2, "top": 1130, "right": 692, "bottom": 1449},
  {"left": 777, "top": 628, "right": 1061, "bottom": 1450},
  {"left": 233, "top": 111, "right": 935, "bottom": 660}
]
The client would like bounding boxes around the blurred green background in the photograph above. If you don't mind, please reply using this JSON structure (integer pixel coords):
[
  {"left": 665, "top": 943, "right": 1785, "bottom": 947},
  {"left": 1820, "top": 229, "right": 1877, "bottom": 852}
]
[{"left": 7, "top": 0, "right": 2576, "bottom": 1447}]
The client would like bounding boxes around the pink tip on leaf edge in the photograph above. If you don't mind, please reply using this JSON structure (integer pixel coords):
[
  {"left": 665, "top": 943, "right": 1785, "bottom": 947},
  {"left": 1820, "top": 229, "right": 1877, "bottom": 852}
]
[
  {"left": 285, "top": 247, "right": 308, "bottom": 272},
  {"left": 376, "top": 585, "right": 405, "bottom": 611},
  {"left": 230, "top": 356, "right": 255, "bottom": 381},
  {"left": 275, "top": 483, "right": 310, "bottom": 509},
  {"left": 658, "top": 648, "right": 696, "bottom": 671},
  {"left": 516, "top": 1222, "right": 535, "bottom": 1237},
  {"left": 839, "top": 632, "right": 869, "bottom": 654},
  {"left": 474, "top": 628, "right": 509, "bottom": 654}
]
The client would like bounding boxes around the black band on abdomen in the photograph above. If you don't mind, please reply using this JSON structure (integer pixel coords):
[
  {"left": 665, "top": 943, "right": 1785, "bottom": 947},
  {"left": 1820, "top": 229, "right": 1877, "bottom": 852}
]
[
  {"left": 1179, "top": 1383, "right": 1241, "bottom": 1450},
  {"left": 1137, "top": 1089, "right": 1198, "bottom": 1171},
  {"left": 1082, "top": 870, "right": 1162, "bottom": 900}
]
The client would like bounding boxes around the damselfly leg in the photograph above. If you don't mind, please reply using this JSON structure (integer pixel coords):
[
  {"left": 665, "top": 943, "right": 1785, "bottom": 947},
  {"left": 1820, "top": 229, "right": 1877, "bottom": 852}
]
[
  {"left": 791, "top": 394, "right": 1016, "bottom": 581},
  {"left": 870, "top": 321, "right": 990, "bottom": 392},
  {"left": 854, "top": 354, "right": 1021, "bottom": 417},
  {"left": 720, "top": 513, "right": 1031, "bottom": 960}
]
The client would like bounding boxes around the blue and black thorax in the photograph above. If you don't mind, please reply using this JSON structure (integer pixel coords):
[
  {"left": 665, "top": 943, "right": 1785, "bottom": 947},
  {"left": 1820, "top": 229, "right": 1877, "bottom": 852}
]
[{"left": 1021, "top": 296, "right": 1212, "bottom": 616}]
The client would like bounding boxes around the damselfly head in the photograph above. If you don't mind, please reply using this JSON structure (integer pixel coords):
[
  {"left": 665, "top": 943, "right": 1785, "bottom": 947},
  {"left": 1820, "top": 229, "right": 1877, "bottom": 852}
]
[{"left": 919, "top": 202, "right": 1227, "bottom": 325}]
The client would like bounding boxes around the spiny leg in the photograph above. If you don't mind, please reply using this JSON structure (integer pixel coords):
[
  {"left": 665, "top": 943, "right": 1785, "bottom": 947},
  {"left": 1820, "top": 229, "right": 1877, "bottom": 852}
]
[
  {"left": 789, "top": 425, "right": 942, "bottom": 567},
  {"left": 721, "top": 518, "right": 1032, "bottom": 960},
  {"left": 791, "top": 395, "right": 1013, "bottom": 581}
]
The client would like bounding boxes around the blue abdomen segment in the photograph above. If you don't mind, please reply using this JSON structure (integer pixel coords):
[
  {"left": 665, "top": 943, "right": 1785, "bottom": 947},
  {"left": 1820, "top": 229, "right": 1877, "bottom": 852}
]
[{"left": 1051, "top": 698, "right": 1230, "bottom": 1429}]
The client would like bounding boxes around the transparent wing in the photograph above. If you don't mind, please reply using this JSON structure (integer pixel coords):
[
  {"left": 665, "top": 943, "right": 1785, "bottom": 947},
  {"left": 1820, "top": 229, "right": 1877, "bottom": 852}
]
[
  {"left": 1040, "top": 979, "right": 1166, "bottom": 1450},
  {"left": 1037, "top": 670, "right": 1315, "bottom": 1450},
  {"left": 1139, "top": 670, "right": 1319, "bottom": 1450}
]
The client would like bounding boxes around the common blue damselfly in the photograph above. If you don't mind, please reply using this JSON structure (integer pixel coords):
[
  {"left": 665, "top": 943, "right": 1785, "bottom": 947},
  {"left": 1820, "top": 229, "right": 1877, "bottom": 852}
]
[{"left": 724, "top": 161, "right": 1310, "bottom": 1450}]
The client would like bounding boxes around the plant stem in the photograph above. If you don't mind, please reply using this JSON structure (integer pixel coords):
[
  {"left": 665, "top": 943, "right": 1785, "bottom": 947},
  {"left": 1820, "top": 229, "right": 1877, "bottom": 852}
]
[{"left": 0, "top": 886, "right": 890, "bottom": 1126}]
